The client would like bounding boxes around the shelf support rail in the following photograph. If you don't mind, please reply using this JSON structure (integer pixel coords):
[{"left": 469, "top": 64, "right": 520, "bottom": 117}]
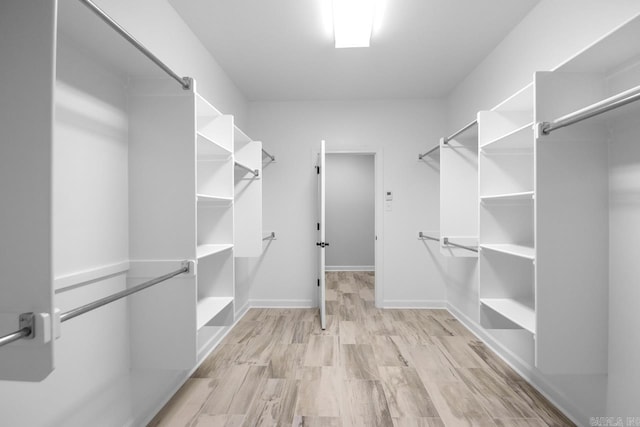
[
  {"left": 540, "top": 85, "right": 640, "bottom": 135},
  {"left": 418, "top": 232, "right": 440, "bottom": 242},
  {"left": 234, "top": 161, "right": 259, "bottom": 177},
  {"left": 77, "top": 0, "right": 192, "bottom": 90},
  {"left": 443, "top": 237, "right": 478, "bottom": 253},
  {"left": 60, "top": 262, "right": 190, "bottom": 323},
  {"left": 1, "top": 263, "right": 190, "bottom": 347},
  {"left": 263, "top": 232, "right": 276, "bottom": 241},
  {"left": 262, "top": 148, "right": 275, "bottom": 162}
]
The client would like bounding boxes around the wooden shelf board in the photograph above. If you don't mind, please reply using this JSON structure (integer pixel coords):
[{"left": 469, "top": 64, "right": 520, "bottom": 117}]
[
  {"left": 196, "top": 297, "right": 233, "bottom": 330},
  {"left": 481, "top": 243, "right": 535, "bottom": 260},
  {"left": 481, "top": 122, "right": 534, "bottom": 152},
  {"left": 197, "top": 244, "right": 233, "bottom": 259},
  {"left": 481, "top": 191, "right": 534, "bottom": 202},
  {"left": 481, "top": 298, "right": 536, "bottom": 333}
]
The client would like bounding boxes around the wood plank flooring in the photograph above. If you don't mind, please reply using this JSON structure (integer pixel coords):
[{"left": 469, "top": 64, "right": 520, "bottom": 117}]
[{"left": 149, "top": 272, "right": 574, "bottom": 427}]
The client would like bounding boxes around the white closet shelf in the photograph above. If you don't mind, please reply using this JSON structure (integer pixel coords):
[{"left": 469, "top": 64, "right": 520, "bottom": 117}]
[
  {"left": 481, "top": 243, "right": 535, "bottom": 260},
  {"left": 481, "top": 122, "right": 534, "bottom": 152},
  {"left": 196, "top": 297, "right": 233, "bottom": 330},
  {"left": 481, "top": 191, "right": 534, "bottom": 203},
  {"left": 196, "top": 194, "right": 233, "bottom": 205},
  {"left": 196, "top": 94, "right": 222, "bottom": 120},
  {"left": 493, "top": 82, "right": 533, "bottom": 113},
  {"left": 234, "top": 126, "right": 252, "bottom": 146},
  {"left": 481, "top": 298, "right": 536, "bottom": 333},
  {"left": 197, "top": 132, "right": 232, "bottom": 158},
  {"left": 196, "top": 244, "right": 233, "bottom": 259}
]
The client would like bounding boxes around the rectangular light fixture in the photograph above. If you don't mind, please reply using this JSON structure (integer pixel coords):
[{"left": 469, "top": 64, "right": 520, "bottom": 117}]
[{"left": 332, "top": 0, "right": 374, "bottom": 48}]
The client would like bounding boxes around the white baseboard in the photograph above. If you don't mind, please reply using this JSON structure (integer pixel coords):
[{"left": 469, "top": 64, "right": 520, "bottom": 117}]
[
  {"left": 235, "top": 300, "right": 250, "bottom": 319},
  {"left": 325, "top": 265, "right": 374, "bottom": 272},
  {"left": 249, "top": 299, "right": 315, "bottom": 308},
  {"left": 383, "top": 299, "right": 446, "bottom": 309},
  {"left": 446, "top": 303, "right": 583, "bottom": 426}
]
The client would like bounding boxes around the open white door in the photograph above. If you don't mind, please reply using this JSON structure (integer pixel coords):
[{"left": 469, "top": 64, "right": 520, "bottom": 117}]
[{"left": 316, "top": 140, "right": 327, "bottom": 330}]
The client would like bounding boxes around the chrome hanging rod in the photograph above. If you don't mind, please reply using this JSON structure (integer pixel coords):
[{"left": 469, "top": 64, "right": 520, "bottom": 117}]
[
  {"left": 540, "top": 85, "right": 640, "bottom": 135},
  {"left": 60, "top": 262, "right": 190, "bottom": 323},
  {"left": 77, "top": 0, "right": 191, "bottom": 90},
  {"left": 1, "top": 263, "right": 190, "bottom": 347},
  {"left": 0, "top": 314, "right": 34, "bottom": 348},
  {"left": 418, "top": 232, "right": 440, "bottom": 242},
  {"left": 418, "top": 144, "right": 440, "bottom": 160},
  {"left": 443, "top": 119, "right": 478, "bottom": 144},
  {"left": 419, "top": 119, "right": 478, "bottom": 160},
  {"left": 262, "top": 148, "right": 275, "bottom": 162},
  {"left": 235, "top": 161, "right": 259, "bottom": 177},
  {"left": 443, "top": 237, "right": 478, "bottom": 253},
  {"left": 263, "top": 232, "right": 276, "bottom": 241}
]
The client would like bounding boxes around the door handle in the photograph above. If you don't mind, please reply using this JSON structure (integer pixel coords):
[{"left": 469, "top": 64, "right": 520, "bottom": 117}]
[{"left": 316, "top": 242, "right": 330, "bottom": 248}]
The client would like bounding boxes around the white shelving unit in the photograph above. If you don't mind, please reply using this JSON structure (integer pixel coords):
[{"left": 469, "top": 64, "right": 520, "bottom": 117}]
[
  {"left": 195, "top": 95, "right": 235, "bottom": 356},
  {"left": 477, "top": 15, "right": 640, "bottom": 375},
  {"left": 0, "top": 0, "right": 256, "bottom": 379},
  {"left": 478, "top": 82, "right": 536, "bottom": 347}
]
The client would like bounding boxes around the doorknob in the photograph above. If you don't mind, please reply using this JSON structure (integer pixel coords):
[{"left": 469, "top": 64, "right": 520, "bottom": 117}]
[{"left": 316, "top": 242, "right": 330, "bottom": 248}]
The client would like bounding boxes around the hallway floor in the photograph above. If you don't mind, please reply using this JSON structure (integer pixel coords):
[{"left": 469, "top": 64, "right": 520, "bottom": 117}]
[{"left": 150, "top": 271, "right": 574, "bottom": 426}]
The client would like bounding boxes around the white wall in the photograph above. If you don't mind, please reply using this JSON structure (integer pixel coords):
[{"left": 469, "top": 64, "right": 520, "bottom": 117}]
[
  {"left": 244, "top": 99, "right": 448, "bottom": 308},
  {"left": 325, "top": 154, "right": 375, "bottom": 269},
  {"left": 444, "top": 0, "right": 640, "bottom": 424}
]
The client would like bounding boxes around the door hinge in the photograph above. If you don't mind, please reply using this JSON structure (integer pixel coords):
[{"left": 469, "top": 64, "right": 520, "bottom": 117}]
[
  {"left": 317, "top": 279, "right": 320, "bottom": 287},
  {"left": 316, "top": 166, "right": 320, "bottom": 174},
  {"left": 317, "top": 223, "right": 320, "bottom": 231}
]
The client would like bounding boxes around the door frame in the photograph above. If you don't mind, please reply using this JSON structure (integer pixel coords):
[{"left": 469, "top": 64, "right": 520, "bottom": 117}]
[{"left": 314, "top": 145, "right": 384, "bottom": 308}]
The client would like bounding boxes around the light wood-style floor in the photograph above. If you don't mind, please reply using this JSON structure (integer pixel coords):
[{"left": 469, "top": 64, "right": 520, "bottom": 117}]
[{"left": 149, "top": 272, "right": 574, "bottom": 427}]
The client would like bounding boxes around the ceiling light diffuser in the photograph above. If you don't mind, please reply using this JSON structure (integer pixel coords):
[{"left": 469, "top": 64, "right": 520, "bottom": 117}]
[{"left": 332, "top": 0, "right": 374, "bottom": 48}]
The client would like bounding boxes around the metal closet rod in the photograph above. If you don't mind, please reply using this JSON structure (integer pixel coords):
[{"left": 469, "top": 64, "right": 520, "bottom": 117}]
[
  {"left": 443, "top": 237, "right": 478, "bottom": 253},
  {"left": 235, "top": 161, "right": 259, "bottom": 177},
  {"left": 0, "top": 263, "right": 190, "bottom": 348},
  {"left": 418, "top": 119, "right": 478, "bottom": 160},
  {"left": 541, "top": 85, "right": 640, "bottom": 135},
  {"left": 418, "top": 232, "right": 440, "bottom": 242},
  {"left": 443, "top": 119, "right": 478, "bottom": 144},
  {"left": 77, "top": 0, "right": 191, "bottom": 90},
  {"left": 262, "top": 148, "right": 275, "bottom": 162},
  {"left": 263, "top": 232, "right": 276, "bottom": 241}
]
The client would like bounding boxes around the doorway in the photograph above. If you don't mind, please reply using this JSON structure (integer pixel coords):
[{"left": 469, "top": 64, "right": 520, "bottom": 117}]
[{"left": 316, "top": 143, "right": 382, "bottom": 330}]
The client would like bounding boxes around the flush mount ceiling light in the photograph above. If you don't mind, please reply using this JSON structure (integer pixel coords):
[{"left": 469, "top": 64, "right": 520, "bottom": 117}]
[{"left": 332, "top": 0, "right": 375, "bottom": 48}]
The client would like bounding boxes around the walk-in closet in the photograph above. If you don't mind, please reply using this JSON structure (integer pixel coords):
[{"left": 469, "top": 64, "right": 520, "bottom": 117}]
[{"left": 2, "top": 1, "right": 640, "bottom": 426}]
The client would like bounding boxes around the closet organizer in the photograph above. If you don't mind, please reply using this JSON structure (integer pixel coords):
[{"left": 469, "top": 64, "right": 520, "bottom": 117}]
[{"left": 0, "top": 0, "right": 263, "bottom": 381}]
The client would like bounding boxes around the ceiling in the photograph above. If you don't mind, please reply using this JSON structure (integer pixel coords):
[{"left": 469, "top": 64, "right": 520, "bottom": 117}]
[{"left": 169, "top": 0, "right": 540, "bottom": 101}]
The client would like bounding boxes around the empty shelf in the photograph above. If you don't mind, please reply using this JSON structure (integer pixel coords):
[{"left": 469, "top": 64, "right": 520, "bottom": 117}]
[
  {"left": 481, "top": 243, "right": 535, "bottom": 260},
  {"left": 481, "top": 122, "right": 533, "bottom": 152},
  {"left": 197, "top": 132, "right": 232, "bottom": 158},
  {"left": 197, "top": 244, "right": 233, "bottom": 259},
  {"left": 481, "top": 191, "right": 534, "bottom": 202},
  {"left": 196, "top": 194, "right": 233, "bottom": 205},
  {"left": 481, "top": 298, "right": 535, "bottom": 333},
  {"left": 196, "top": 297, "right": 233, "bottom": 330}
]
